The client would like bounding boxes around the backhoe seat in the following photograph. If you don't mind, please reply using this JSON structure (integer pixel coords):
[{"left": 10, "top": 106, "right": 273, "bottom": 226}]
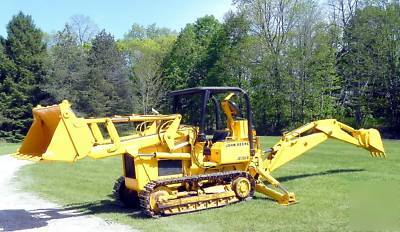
[{"left": 212, "top": 130, "right": 230, "bottom": 143}]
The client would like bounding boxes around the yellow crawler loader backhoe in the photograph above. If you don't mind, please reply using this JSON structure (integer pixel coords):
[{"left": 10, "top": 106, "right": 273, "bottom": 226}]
[{"left": 14, "top": 87, "right": 386, "bottom": 217}]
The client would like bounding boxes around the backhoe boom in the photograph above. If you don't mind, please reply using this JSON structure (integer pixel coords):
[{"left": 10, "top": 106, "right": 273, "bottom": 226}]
[
  {"left": 250, "top": 119, "right": 386, "bottom": 205},
  {"left": 263, "top": 119, "right": 385, "bottom": 173}
]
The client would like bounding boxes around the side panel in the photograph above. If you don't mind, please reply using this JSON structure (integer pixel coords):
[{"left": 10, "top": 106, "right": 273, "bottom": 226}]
[{"left": 210, "top": 141, "right": 251, "bottom": 164}]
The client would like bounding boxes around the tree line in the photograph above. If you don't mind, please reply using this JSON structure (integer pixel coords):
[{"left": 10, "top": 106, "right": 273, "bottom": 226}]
[{"left": 0, "top": 0, "right": 399, "bottom": 142}]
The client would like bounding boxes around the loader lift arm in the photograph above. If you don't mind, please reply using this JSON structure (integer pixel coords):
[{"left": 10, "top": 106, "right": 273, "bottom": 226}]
[{"left": 14, "top": 100, "right": 189, "bottom": 162}]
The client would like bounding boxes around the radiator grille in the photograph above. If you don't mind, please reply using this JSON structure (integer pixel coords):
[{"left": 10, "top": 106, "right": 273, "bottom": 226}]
[{"left": 158, "top": 160, "right": 182, "bottom": 176}]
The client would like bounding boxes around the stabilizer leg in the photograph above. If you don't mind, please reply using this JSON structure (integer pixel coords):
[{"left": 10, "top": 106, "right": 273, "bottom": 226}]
[
  {"left": 255, "top": 183, "right": 296, "bottom": 205},
  {"left": 251, "top": 166, "right": 297, "bottom": 205}
]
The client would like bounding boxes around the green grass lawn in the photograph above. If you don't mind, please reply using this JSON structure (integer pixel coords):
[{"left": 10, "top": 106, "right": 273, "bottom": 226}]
[
  {"left": 0, "top": 142, "right": 19, "bottom": 155},
  {"left": 13, "top": 137, "right": 400, "bottom": 231}
]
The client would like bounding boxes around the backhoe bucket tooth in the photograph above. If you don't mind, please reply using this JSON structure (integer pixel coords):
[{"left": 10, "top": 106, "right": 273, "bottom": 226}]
[
  {"left": 358, "top": 129, "right": 385, "bottom": 157},
  {"left": 14, "top": 101, "right": 94, "bottom": 162}
]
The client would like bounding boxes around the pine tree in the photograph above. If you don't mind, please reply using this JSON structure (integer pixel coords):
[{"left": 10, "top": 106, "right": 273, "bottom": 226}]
[
  {"left": 0, "top": 12, "right": 48, "bottom": 141},
  {"left": 82, "top": 30, "right": 132, "bottom": 116}
]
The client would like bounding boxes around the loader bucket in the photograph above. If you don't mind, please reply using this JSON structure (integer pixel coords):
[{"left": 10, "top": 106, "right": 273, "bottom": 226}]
[
  {"left": 14, "top": 101, "right": 94, "bottom": 162},
  {"left": 358, "top": 129, "right": 386, "bottom": 157}
]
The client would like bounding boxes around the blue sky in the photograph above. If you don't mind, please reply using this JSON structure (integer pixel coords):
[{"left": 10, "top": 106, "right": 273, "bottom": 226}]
[{"left": 0, "top": 0, "right": 233, "bottom": 39}]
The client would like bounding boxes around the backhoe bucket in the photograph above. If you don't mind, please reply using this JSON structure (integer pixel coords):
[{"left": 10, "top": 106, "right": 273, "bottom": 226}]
[
  {"left": 358, "top": 128, "right": 386, "bottom": 157},
  {"left": 14, "top": 101, "right": 94, "bottom": 162}
]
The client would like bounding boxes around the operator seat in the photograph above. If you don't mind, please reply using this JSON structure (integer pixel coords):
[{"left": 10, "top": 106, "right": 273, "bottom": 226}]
[
  {"left": 212, "top": 130, "right": 230, "bottom": 143},
  {"left": 227, "top": 100, "right": 244, "bottom": 120}
]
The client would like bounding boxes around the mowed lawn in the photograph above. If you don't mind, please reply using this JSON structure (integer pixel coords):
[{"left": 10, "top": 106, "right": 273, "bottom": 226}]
[
  {"left": 10, "top": 137, "right": 400, "bottom": 231},
  {"left": 0, "top": 142, "right": 19, "bottom": 155}
]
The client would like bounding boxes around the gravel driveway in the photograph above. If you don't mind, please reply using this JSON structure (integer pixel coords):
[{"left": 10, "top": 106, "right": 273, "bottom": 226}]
[{"left": 0, "top": 155, "right": 135, "bottom": 232}]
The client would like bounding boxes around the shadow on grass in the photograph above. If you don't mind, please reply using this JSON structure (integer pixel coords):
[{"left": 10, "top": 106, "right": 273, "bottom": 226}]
[
  {"left": 0, "top": 199, "right": 143, "bottom": 231},
  {"left": 276, "top": 168, "right": 365, "bottom": 183},
  {"left": 253, "top": 168, "right": 365, "bottom": 201},
  {"left": 58, "top": 169, "right": 367, "bottom": 216},
  {"left": 61, "top": 198, "right": 143, "bottom": 218},
  {"left": 0, "top": 169, "right": 366, "bottom": 231}
]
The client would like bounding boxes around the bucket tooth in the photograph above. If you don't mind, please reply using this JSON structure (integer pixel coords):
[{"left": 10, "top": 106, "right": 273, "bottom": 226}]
[{"left": 360, "top": 129, "right": 386, "bottom": 157}]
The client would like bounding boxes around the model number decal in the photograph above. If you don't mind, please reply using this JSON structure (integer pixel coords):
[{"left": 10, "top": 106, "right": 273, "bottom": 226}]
[
  {"left": 237, "top": 155, "right": 249, "bottom": 160},
  {"left": 225, "top": 142, "right": 249, "bottom": 148}
]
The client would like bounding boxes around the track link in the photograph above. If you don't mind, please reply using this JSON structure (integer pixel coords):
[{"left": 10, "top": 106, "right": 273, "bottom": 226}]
[
  {"left": 113, "top": 176, "right": 139, "bottom": 208},
  {"left": 139, "top": 171, "right": 255, "bottom": 217}
]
